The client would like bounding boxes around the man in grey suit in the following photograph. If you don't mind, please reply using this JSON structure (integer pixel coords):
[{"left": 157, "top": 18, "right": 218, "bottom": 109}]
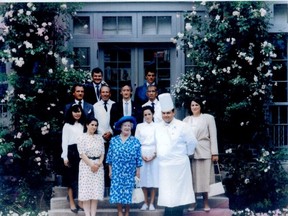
[{"left": 64, "top": 84, "right": 94, "bottom": 120}]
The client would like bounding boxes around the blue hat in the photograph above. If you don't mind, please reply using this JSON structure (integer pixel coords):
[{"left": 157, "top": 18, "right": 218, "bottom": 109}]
[{"left": 114, "top": 116, "right": 137, "bottom": 131}]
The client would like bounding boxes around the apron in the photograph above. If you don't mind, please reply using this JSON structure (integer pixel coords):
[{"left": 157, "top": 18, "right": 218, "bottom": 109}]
[{"left": 156, "top": 121, "right": 195, "bottom": 207}]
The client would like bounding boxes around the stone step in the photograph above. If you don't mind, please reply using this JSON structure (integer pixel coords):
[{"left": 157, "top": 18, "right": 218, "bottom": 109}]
[
  {"left": 48, "top": 208, "right": 164, "bottom": 216},
  {"left": 52, "top": 186, "right": 110, "bottom": 198},
  {"left": 50, "top": 197, "right": 163, "bottom": 210},
  {"left": 50, "top": 196, "right": 229, "bottom": 210},
  {"left": 184, "top": 208, "right": 232, "bottom": 216},
  {"left": 48, "top": 208, "right": 232, "bottom": 216}
]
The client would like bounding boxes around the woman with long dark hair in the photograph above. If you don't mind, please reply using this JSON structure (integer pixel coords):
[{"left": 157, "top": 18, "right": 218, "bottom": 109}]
[{"left": 61, "top": 104, "right": 85, "bottom": 213}]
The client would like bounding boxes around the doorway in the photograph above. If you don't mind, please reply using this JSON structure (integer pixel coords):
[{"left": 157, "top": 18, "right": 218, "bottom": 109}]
[{"left": 99, "top": 43, "right": 173, "bottom": 102}]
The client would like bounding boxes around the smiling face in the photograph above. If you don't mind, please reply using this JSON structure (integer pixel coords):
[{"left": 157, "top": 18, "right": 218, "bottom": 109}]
[
  {"left": 121, "top": 121, "right": 133, "bottom": 135},
  {"left": 86, "top": 120, "right": 98, "bottom": 134},
  {"left": 190, "top": 100, "right": 201, "bottom": 116},
  {"left": 72, "top": 108, "right": 82, "bottom": 121},
  {"left": 143, "top": 109, "right": 153, "bottom": 123},
  {"left": 100, "top": 86, "right": 111, "bottom": 101},
  {"left": 161, "top": 110, "right": 175, "bottom": 124},
  {"left": 92, "top": 72, "right": 103, "bottom": 84}
]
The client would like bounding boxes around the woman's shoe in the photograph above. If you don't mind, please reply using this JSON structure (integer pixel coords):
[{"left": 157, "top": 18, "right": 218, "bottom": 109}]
[
  {"left": 71, "top": 208, "right": 78, "bottom": 213},
  {"left": 204, "top": 207, "right": 211, "bottom": 212},
  {"left": 77, "top": 205, "right": 84, "bottom": 211},
  {"left": 188, "top": 203, "right": 197, "bottom": 212},
  {"left": 140, "top": 203, "right": 148, "bottom": 210}
]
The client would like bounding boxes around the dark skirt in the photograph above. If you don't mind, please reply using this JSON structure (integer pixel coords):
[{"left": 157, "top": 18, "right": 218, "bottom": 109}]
[{"left": 62, "top": 144, "right": 80, "bottom": 191}]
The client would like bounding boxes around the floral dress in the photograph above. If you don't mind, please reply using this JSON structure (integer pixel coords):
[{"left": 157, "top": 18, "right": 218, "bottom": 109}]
[
  {"left": 77, "top": 133, "right": 105, "bottom": 201},
  {"left": 106, "top": 135, "right": 142, "bottom": 204}
]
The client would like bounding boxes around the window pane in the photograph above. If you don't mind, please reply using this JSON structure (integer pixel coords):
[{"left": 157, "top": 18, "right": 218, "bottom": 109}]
[
  {"left": 144, "top": 49, "right": 171, "bottom": 92},
  {"left": 74, "top": 47, "right": 90, "bottom": 70},
  {"left": 118, "top": 17, "right": 132, "bottom": 35},
  {"left": 273, "top": 81, "right": 288, "bottom": 102},
  {"left": 103, "top": 17, "right": 117, "bottom": 35},
  {"left": 274, "top": 4, "right": 288, "bottom": 23},
  {"left": 143, "top": 16, "right": 156, "bottom": 35},
  {"left": 74, "top": 16, "right": 90, "bottom": 34},
  {"left": 158, "top": 16, "right": 171, "bottom": 34},
  {"left": 103, "top": 49, "right": 131, "bottom": 101}
]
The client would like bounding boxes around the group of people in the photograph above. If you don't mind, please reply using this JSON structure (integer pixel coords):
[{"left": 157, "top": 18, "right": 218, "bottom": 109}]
[{"left": 61, "top": 66, "right": 219, "bottom": 216}]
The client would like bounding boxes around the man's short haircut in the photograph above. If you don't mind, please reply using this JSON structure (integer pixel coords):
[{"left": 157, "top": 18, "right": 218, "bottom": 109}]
[
  {"left": 91, "top": 67, "right": 103, "bottom": 76},
  {"left": 144, "top": 65, "right": 156, "bottom": 76},
  {"left": 71, "top": 83, "right": 84, "bottom": 93},
  {"left": 120, "top": 81, "right": 133, "bottom": 92},
  {"left": 147, "top": 85, "right": 158, "bottom": 92},
  {"left": 100, "top": 84, "right": 111, "bottom": 92}
]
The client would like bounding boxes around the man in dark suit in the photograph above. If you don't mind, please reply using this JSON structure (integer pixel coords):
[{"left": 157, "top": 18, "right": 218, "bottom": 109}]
[
  {"left": 110, "top": 82, "right": 138, "bottom": 135},
  {"left": 84, "top": 67, "right": 107, "bottom": 105},
  {"left": 134, "top": 65, "right": 157, "bottom": 107},
  {"left": 64, "top": 83, "right": 94, "bottom": 120}
]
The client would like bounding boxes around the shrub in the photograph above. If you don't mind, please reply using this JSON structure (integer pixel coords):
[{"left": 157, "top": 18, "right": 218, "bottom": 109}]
[{"left": 0, "top": 2, "right": 88, "bottom": 213}]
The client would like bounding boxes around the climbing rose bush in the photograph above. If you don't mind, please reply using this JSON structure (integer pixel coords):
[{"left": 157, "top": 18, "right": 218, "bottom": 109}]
[
  {"left": 0, "top": 2, "right": 89, "bottom": 213},
  {"left": 171, "top": 1, "right": 288, "bottom": 212},
  {"left": 171, "top": 1, "right": 282, "bottom": 144}
]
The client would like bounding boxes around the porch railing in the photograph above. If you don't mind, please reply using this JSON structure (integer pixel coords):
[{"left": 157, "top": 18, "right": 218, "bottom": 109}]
[{"left": 269, "top": 102, "right": 288, "bottom": 148}]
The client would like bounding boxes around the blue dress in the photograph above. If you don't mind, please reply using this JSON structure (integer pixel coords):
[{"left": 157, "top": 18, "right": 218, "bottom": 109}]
[{"left": 106, "top": 135, "right": 142, "bottom": 204}]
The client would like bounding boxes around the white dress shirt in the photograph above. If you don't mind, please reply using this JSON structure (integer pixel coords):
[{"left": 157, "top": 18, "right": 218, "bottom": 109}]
[
  {"left": 122, "top": 99, "right": 132, "bottom": 116},
  {"left": 61, "top": 122, "right": 84, "bottom": 160},
  {"left": 93, "top": 99, "right": 115, "bottom": 136}
]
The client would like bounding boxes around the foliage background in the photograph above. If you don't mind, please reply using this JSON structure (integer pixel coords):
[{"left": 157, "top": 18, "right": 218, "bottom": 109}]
[
  {"left": 172, "top": 1, "right": 288, "bottom": 211},
  {"left": 0, "top": 1, "right": 287, "bottom": 214},
  {"left": 0, "top": 3, "right": 89, "bottom": 214}
]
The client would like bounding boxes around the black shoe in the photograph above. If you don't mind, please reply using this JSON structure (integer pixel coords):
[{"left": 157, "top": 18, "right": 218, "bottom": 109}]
[
  {"left": 71, "top": 208, "right": 78, "bottom": 213},
  {"left": 77, "top": 205, "right": 84, "bottom": 211}
]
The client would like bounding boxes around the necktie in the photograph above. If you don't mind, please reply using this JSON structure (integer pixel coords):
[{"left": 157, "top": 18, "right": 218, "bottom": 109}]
[
  {"left": 104, "top": 101, "right": 107, "bottom": 112},
  {"left": 151, "top": 102, "right": 155, "bottom": 110},
  {"left": 96, "top": 85, "right": 100, "bottom": 100},
  {"left": 78, "top": 100, "right": 82, "bottom": 107},
  {"left": 125, "top": 102, "right": 128, "bottom": 116}
]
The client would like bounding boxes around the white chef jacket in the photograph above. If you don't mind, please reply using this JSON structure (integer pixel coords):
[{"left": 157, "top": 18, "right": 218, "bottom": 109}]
[{"left": 154, "top": 118, "right": 197, "bottom": 207}]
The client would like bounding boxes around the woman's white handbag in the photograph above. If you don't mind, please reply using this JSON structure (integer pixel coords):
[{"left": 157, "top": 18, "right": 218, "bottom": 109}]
[
  {"left": 132, "top": 176, "right": 144, "bottom": 203},
  {"left": 208, "top": 162, "right": 225, "bottom": 197}
]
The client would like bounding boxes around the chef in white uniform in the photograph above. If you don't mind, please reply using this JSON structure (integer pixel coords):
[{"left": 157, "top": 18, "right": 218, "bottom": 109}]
[{"left": 155, "top": 93, "right": 197, "bottom": 216}]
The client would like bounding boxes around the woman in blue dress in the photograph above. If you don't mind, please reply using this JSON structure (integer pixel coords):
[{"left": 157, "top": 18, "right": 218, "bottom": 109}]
[{"left": 106, "top": 116, "right": 142, "bottom": 216}]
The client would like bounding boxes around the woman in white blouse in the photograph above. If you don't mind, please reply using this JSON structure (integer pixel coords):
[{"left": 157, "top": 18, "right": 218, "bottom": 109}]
[
  {"left": 61, "top": 104, "right": 85, "bottom": 213},
  {"left": 135, "top": 105, "right": 158, "bottom": 211},
  {"left": 183, "top": 97, "right": 219, "bottom": 212}
]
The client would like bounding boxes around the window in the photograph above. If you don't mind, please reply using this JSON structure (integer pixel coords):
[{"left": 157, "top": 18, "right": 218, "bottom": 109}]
[
  {"left": 269, "top": 33, "right": 288, "bottom": 147},
  {"left": 144, "top": 49, "right": 171, "bottom": 92},
  {"left": 271, "top": 34, "right": 288, "bottom": 102},
  {"left": 142, "top": 16, "right": 171, "bottom": 35},
  {"left": 73, "top": 16, "right": 90, "bottom": 35},
  {"left": 103, "top": 48, "right": 131, "bottom": 101},
  {"left": 0, "top": 62, "right": 7, "bottom": 98},
  {"left": 73, "top": 47, "right": 90, "bottom": 71},
  {"left": 103, "top": 16, "right": 132, "bottom": 35}
]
